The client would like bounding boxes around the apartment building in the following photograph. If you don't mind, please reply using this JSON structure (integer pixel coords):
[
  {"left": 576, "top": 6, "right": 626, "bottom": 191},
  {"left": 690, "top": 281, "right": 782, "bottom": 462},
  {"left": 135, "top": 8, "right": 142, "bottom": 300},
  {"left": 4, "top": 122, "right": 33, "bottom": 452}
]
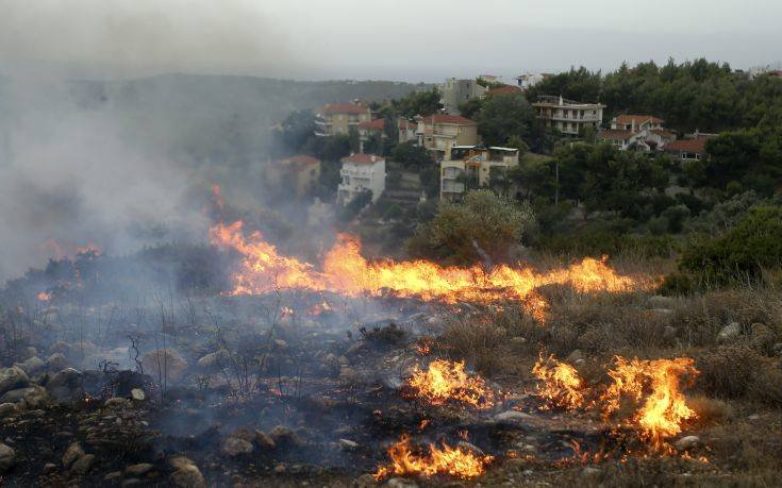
[
  {"left": 440, "top": 78, "right": 487, "bottom": 115},
  {"left": 532, "top": 95, "right": 605, "bottom": 136},
  {"left": 314, "top": 102, "right": 372, "bottom": 136},
  {"left": 440, "top": 145, "right": 520, "bottom": 200},
  {"left": 416, "top": 114, "right": 479, "bottom": 160},
  {"left": 337, "top": 153, "right": 386, "bottom": 206}
]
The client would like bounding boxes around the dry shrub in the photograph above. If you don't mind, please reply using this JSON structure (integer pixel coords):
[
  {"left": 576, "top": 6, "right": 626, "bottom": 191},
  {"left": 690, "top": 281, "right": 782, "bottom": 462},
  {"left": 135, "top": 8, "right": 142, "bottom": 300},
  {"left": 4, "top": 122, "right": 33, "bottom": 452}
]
[
  {"left": 747, "top": 367, "right": 782, "bottom": 407},
  {"left": 697, "top": 346, "right": 764, "bottom": 398},
  {"left": 688, "top": 395, "right": 733, "bottom": 426},
  {"left": 440, "top": 317, "right": 506, "bottom": 375}
]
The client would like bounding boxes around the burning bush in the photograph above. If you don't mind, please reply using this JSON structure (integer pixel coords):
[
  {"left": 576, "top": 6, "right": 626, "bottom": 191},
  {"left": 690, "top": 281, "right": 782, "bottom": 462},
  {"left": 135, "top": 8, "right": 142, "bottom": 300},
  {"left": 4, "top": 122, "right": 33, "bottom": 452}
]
[
  {"left": 374, "top": 435, "right": 493, "bottom": 480},
  {"left": 532, "top": 354, "right": 586, "bottom": 411},
  {"left": 406, "top": 359, "right": 494, "bottom": 409}
]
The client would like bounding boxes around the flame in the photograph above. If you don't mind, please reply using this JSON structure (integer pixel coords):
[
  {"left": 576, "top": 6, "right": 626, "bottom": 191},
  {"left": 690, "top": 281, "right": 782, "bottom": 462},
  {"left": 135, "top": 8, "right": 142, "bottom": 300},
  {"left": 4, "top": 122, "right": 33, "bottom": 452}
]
[
  {"left": 374, "top": 435, "right": 492, "bottom": 480},
  {"left": 41, "top": 239, "right": 101, "bottom": 261},
  {"left": 532, "top": 354, "right": 585, "bottom": 411},
  {"left": 36, "top": 291, "right": 52, "bottom": 302},
  {"left": 601, "top": 357, "right": 699, "bottom": 450},
  {"left": 209, "top": 221, "right": 643, "bottom": 313},
  {"left": 407, "top": 359, "right": 494, "bottom": 409}
]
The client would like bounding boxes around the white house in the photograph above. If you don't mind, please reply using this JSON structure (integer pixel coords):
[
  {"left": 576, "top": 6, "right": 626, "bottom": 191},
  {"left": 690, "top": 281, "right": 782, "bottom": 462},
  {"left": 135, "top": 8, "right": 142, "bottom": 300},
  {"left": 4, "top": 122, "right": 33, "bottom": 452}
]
[{"left": 337, "top": 153, "right": 386, "bottom": 206}]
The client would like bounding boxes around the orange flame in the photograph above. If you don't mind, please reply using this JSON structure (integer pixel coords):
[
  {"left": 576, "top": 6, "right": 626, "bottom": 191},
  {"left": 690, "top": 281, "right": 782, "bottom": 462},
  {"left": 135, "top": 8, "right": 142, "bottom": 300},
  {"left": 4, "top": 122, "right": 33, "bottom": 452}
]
[
  {"left": 374, "top": 435, "right": 492, "bottom": 480},
  {"left": 36, "top": 291, "right": 52, "bottom": 302},
  {"left": 407, "top": 360, "right": 494, "bottom": 409},
  {"left": 209, "top": 221, "right": 643, "bottom": 315},
  {"left": 532, "top": 354, "right": 585, "bottom": 411},
  {"left": 601, "top": 357, "right": 699, "bottom": 450}
]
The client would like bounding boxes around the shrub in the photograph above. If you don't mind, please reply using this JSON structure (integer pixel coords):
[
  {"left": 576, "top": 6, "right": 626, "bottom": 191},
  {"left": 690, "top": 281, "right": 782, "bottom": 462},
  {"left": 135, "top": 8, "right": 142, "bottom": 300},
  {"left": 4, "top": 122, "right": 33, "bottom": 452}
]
[{"left": 696, "top": 346, "right": 764, "bottom": 399}]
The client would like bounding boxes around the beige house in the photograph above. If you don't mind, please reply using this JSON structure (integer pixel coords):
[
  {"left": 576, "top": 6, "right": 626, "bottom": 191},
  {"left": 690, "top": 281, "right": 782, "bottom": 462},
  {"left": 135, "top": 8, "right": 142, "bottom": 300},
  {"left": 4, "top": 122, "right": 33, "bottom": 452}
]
[
  {"left": 611, "top": 114, "right": 665, "bottom": 132},
  {"left": 599, "top": 114, "right": 676, "bottom": 152},
  {"left": 440, "top": 145, "right": 520, "bottom": 200},
  {"left": 416, "top": 114, "right": 479, "bottom": 159},
  {"left": 266, "top": 155, "right": 321, "bottom": 198},
  {"left": 315, "top": 102, "right": 372, "bottom": 136},
  {"left": 532, "top": 96, "right": 605, "bottom": 136},
  {"left": 663, "top": 132, "right": 717, "bottom": 163},
  {"left": 398, "top": 118, "right": 418, "bottom": 144}
]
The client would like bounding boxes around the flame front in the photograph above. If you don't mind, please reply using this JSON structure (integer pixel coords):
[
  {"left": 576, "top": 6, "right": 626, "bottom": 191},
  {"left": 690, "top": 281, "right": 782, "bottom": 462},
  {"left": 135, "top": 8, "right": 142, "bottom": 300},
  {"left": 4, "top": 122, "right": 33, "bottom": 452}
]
[
  {"left": 375, "top": 435, "right": 492, "bottom": 480},
  {"left": 209, "top": 221, "right": 643, "bottom": 313},
  {"left": 532, "top": 354, "right": 585, "bottom": 410},
  {"left": 407, "top": 360, "right": 494, "bottom": 408},
  {"left": 602, "top": 357, "right": 699, "bottom": 450}
]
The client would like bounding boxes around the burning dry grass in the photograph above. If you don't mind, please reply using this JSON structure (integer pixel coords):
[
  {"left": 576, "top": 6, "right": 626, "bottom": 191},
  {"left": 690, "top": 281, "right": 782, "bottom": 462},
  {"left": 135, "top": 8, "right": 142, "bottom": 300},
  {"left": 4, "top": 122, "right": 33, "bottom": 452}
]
[
  {"left": 406, "top": 359, "right": 495, "bottom": 409},
  {"left": 374, "top": 435, "right": 494, "bottom": 480},
  {"left": 532, "top": 354, "right": 586, "bottom": 411}
]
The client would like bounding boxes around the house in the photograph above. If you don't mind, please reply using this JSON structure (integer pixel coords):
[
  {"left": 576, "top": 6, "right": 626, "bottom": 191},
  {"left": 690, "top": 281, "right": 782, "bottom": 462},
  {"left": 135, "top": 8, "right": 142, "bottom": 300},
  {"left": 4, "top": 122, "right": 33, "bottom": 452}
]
[
  {"left": 398, "top": 118, "right": 418, "bottom": 144},
  {"left": 266, "top": 155, "right": 321, "bottom": 198},
  {"left": 487, "top": 85, "right": 523, "bottom": 97},
  {"left": 515, "top": 73, "right": 552, "bottom": 90},
  {"left": 440, "top": 78, "right": 487, "bottom": 115},
  {"left": 611, "top": 115, "right": 665, "bottom": 132},
  {"left": 416, "top": 114, "right": 479, "bottom": 160},
  {"left": 532, "top": 96, "right": 605, "bottom": 136},
  {"left": 337, "top": 153, "right": 386, "bottom": 206},
  {"left": 599, "top": 114, "right": 676, "bottom": 152},
  {"left": 440, "top": 145, "right": 520, "bottom": 200},
  {"left": 357, "top": 118, "right": 386, "bottom": 152},
  {"left": 663, "top": 132, "right": 716, "bottom": 163},
  {"left": 314, "top": 101, "right": 372, "bottom": 136}
]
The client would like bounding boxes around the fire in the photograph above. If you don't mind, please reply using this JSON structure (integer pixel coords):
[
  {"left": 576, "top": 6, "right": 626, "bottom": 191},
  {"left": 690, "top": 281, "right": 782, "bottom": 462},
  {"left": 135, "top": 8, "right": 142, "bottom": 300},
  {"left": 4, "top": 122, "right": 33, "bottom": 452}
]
[
  {"left": 532, "top": 354, "right": 585, "bottom": 411},
  {"left": 374, "top": 435, "right": 492, "bottom": 480},
  {"left": 209, "top": 221, "right": 643, "bottom": 311},
  {"left": 36, "top": 291, "right": 52, "bottom": 302},
  {"left": 601, "top": 357, "right": 699, "bottom": 450},
  {"left": 407, "top": 359, "right": 494, "bottom": 409}
]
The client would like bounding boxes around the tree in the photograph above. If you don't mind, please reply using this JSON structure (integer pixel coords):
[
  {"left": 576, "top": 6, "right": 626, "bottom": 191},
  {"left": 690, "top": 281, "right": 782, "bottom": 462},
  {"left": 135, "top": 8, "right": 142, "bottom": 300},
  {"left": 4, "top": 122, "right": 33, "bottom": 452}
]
[
  {"left": 276, "top": 109, "right": 316, "bottom": 155},
  {"left": 392, "top": 141, "right": 434, "bottom": 168},
  {"left": 407, "top": 190, "right": 535, "bottom": 264},
  {"left": 458, "top": 98, "right": 484, "bottom": 119},
  {"left": 393, "top": 88, "right": 443, "bottom": 118},
  {"left": 476, "top": 94, "right": 535, "bottom": 147}
]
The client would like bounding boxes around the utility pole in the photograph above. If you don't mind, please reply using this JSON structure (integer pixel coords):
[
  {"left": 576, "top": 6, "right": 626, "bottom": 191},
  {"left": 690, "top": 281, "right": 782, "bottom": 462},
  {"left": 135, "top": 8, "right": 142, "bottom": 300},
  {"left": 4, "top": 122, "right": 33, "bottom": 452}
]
[{"left": 554, "top": 161, "right": 560, "bottom": 205}]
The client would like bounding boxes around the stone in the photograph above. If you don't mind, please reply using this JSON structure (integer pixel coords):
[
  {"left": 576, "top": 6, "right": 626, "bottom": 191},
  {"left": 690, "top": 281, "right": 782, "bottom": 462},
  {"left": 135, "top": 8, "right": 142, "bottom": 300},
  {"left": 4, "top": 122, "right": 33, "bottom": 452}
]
[
  {"left": 1, "top": 386, "right": 49, "bottom": 408},
  {"left": 71, "top": 453, "right": 95, "bottom": 474},
  {"left": 338, "top": 438, "right": 359, "bottom": 450},
  {"left": 46, "top": 368, "right": 84, "bottom": 404},
  {"left": 125, "top": 463, "right": 155, "bottom": 476},
  {"left": 717, "top": 322, "right": 742, "bottom": 343},
  {"left": 62, "top": 442, "right": 85, "bottom": 468},
  {"left": 105, "top": 471, "right": 123, "bottom": 481},
  {"left": 254, "top": 431, "right": 276, "bottom": 450},
  {"left": 46, "top": 353, "right": 69, "bottom": 371},
  {"left": 0, "top": 367, "right": 29, "bottom": 395},
  {"left": 196, "top": 350, "right": 231, "bottom": 369},
  {"left": 386, "top": 478, "right": 418, "bottom": 488},
  {"left": 141, "top": 348, "right": 188, "bottom": 383},
  {"left": 15, "top": 356, "right": 45, "bottom": 375},
  {"left": 456, "top": 441, "right": 484, "bottom": 456},
  {"left": 105, "top": 397, "right": 130, "bottom": 407},
  {"left": 582, "top": 467, "right": 602, "bottom": 480},
  {"left": 494, "top": 410, "right": 533, "bottom": 423},
  {"left": 220, "top": 437, "right": 253, "bottom": 457},
  {"left": 674, "top": 435, "right": 701, "bottom": 451},
  {"left": 354, "top": 473, "right": 378, "bottom": 488},
  {"left": 269, "top": 426, "right": 303, "bottom": 448},
  {"left": 566, "top": 349, "right": 584, "bottom": 363},
  {"left": 121, "top": 479, "right": 141, "bottom": 487},
  {"left": 171, "top": 464, "right": 206, "bottom": 488},
  {"left": 274, "top": 339, "right": 288, "bottom": 350},
  {"left": 0, "top": 443, "right": 16, "bottom": 472},
  {"left": 130, "top": 388, "right": 146, "bottom": 401},
  {"left": 0, "top": 403, "right": 16, "bottom": 417},
  {"left": 43, "top": 462, "right": 57, "bottom": 473},
  {"left": 168, "top": 456, "right": 196, "bottom": 470}
]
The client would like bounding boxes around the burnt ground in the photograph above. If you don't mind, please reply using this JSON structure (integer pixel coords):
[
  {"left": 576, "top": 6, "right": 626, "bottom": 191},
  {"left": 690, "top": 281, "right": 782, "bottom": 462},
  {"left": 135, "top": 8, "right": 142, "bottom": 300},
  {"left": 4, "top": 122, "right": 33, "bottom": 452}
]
[{"left": 0, "top": 292, "right": 779, "bottom": 487}]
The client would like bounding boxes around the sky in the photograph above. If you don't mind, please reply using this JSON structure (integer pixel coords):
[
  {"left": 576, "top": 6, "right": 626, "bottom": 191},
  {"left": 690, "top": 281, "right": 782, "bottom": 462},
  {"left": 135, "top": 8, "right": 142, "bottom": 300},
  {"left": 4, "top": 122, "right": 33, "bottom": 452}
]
[{"left": 1, "top": 0, "right": 781, "bottom": 82}]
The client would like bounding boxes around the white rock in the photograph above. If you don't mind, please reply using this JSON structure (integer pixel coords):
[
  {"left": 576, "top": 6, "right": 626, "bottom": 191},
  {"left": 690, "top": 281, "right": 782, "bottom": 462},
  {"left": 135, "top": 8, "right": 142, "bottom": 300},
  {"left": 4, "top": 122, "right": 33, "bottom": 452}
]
[
  {"left": 717, "top": 322, "right": 742, "bottom": 343},
  {"left": 130, "top": 388, "right": 146, "bottom": 401},
  {"left": 494, "top": 410, "right": 533, "bottom": 422},
  {"left": 0, "top": 443, "right": 15, "bottom": 472},
  {"left": 674, "top": 435, "right": 701, "bottom": 451},
  {"left": 0, "top": 367, "right": 29, "bottom": 395}
]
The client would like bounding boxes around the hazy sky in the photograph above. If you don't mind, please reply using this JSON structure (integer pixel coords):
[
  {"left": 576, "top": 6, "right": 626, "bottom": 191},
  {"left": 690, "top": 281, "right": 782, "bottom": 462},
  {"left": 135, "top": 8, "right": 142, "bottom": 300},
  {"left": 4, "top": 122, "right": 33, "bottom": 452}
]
[{"left": 1, "top": 0, "right": 781, "bottom": 81}]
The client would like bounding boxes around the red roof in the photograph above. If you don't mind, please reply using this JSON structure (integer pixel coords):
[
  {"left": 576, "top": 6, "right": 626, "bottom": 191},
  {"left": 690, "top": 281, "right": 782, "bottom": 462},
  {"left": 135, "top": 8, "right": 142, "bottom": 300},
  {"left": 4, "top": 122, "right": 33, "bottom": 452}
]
[
  {"left": 342, "top": 153, "right": 384, "bottom": 165},
  {"left": 615, "top": 114, "right": 664, "bottom": 126},
  {"left": 398, "top": 118, "right": 416, "bottom": 130},
  {"left": 321, "top": 103, "right": 370, "bottom": 115},
  {"left": 281, "top": 155, "right": 320, "bottom": 167},
  {"left": 419, "top": 114, "right": 476, "bottom": 126},
  {"left": 488, "top": 85, "right": 523, "bottom": 96},
  {"left": 358, "top": 118, "right": 385, "bottom": 131},
  {"left": 599, "top": 129, "right": 634, "bottom": 141},
  {"left": 664, "top": 138, "right": 710, "bottom": 154}
]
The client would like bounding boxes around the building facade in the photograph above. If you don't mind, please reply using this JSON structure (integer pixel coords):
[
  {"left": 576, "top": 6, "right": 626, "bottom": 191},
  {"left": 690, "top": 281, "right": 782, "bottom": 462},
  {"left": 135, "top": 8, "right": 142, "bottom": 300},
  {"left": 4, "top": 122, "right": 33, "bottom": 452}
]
[
  {"left": 266, "top": 155, "right": 321, "bottom": 198},
  {"left": 532, "top": 96, "right": 605, "bottom": 136},
  {"left": 315, "top": 102, "right": 372, "bottom": 136},
  {"left": 416, "top": 114, "right": 479, "bottom": 160},
  {"left": 663, "top": 133, "right": 716, "bottom": 163},
  {"left": 440, "top": 145, "right": 520, "bottom": 200},
  {"left": 599, "top": 114, "right": 676, "bottom": 152},
  {"left": 440, "top": 78, "right": 487, "bottom": 115},
  {"left": 337, "top": 153, "right": 386, "bottom": 206}
]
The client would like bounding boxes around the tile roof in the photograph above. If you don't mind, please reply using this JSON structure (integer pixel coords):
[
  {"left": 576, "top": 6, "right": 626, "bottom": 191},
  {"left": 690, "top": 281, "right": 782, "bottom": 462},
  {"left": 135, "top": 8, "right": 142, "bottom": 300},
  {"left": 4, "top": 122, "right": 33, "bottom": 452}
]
[
  {"left": 358, "top": 118, "right": 385, "bottom": 131},
  {"left": 487, "top": 85, "right": 523, "bottom": 96},
  {"left": 281, "top": 155, "right": 320, "bottom": 167},
  {"left": 599, "top": 129, "right": 634, "bottom": 141},
  {"left": 342, "top": 153, "right": 384, "bottom": 165},
  {"left": 615, "top": 114, "right": 664, "bottom": 126},
  {"left": 321, "top": 103, "right": 370, "bottom": 115},
  {"left": 664, "top": 138, "right": 710, "bottom": 154}
]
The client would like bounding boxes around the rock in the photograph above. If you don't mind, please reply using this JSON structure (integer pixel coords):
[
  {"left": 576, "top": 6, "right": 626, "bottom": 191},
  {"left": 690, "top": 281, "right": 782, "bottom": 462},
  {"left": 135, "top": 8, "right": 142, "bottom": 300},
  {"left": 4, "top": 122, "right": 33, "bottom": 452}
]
[
  {"left": 582, "top": 467, "right": 602, "bottom": 480},
  {"left": 121, "top": 479, "right": 141, "bottom": 487},
  {"left": 254, "top": 431, "right": 276, "bottom": 450},
  {"left": 46, "top": 368, "right": 84, "bottom": 404},
  {"left": 220, "top": 437, "right": 253, "bottom": 457},
  {"left": 71, "top": 453, "right": 95, "bottom": 474},
  {"left": 0, "top": 367, "right": 29, "bottom": 395},
  {"left": 1, "top": 385, "right": 49, "bottom": 408},
  {"left": 773, "top": 343, "right": 782, "bottom": 356},
  {"left": 15, "top": 356, "right": 45, "bottom": 375},
  {"left": 0, "top": 403, "right": 16, "bottom": 417},
  {"left": 105, "top": 397, "right": 130, "bottom": 407},
  {"left": 105, "top": 471, "right": 123, "bottom": 481},
  {"left": 43, "top": 462, "right": 57, "bottom": 473},
  {"left": 386, "top": 478, "right": 418, "bottom": 488},
  {"left": 0, "top": 443, "right": 15, "bottom": 472},
  {"left": 339, "top": 367, "right": 360, "bottom": 383},
  {"left": 648, "top": 295, "right": 676, "bottom": 309},
  {"left": 274, "top": 339, "right": 288, "bottom": 350},
  {"left": 62, "top": 442, "right": 85, "bottom": 468},
  {"left": 651, "top": 308, "right": 674, "bottom": 316},
  {"left": 354, "top": 473, "right": 378, "bottom": 488},
  {"left": 141, "top": 348, "right": 188, "bottom": 383},
  {"left": 170, "top": 464, "right": 206, "bottom": 488},
  {"left": 674, "top": 435, "right": 701, "bottom": 451},
  {"left": 456, "top": 441, "right": 484, "bottom": 456},
  {"left": 269, "top": 426, "right": 303, "bottom": 448},
  {"left": 494, "top": 410, "right": 533, "bottom": 423},
  {"left": 717, "top": 322, "right": 742, "bottom": 343},
  {"left": 168, "top": 456, "right": 196, "bottom": 470},
  {"left": 46, "top": 353, "right": 69, "bottom": 371},
  {"left": 130, "top": 388, "right": 146, "bottom": 401},
  {"left": 338, "top": 438, "right": 359, "bottom": 451},
  {"left": 566, "top": 350, "right": 584, "bottom": 363},
  {"left": 511, "top": 336, "right": 527, "bottom": 344},
  {"left": 125, "top": 463, "right": 155, "bottom": 476},
  {"left": 196, "top": 350, "right": 231, "bottom": 369}
]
